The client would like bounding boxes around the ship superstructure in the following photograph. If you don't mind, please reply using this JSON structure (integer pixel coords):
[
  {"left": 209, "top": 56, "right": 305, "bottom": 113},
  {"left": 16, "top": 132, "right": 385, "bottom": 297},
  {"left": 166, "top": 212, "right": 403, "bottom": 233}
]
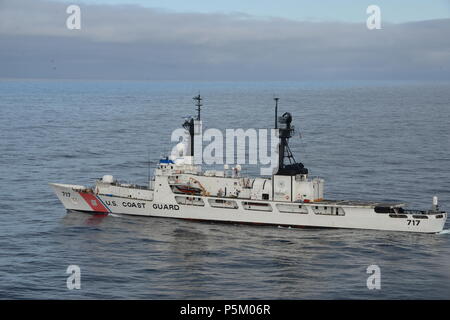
[{"left": 50, "top": 96, "right": 447, "bottom": 233}]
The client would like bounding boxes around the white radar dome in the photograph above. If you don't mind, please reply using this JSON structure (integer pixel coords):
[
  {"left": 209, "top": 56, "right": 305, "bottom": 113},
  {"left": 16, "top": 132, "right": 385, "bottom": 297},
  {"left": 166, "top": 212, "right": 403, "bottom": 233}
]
[{"left": 102, "top": 175, "right": 115, "bottom": 184}]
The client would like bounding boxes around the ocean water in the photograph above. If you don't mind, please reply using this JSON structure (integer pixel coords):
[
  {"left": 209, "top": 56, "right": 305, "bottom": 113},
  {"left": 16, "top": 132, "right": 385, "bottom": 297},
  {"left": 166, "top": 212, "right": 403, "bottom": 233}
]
[{"left": 0, "top": 79, "right": 449, "bottom": 299}]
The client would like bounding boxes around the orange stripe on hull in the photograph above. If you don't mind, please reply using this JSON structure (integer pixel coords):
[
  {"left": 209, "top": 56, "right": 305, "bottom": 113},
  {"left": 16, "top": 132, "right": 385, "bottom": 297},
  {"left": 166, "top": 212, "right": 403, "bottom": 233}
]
[{"left": 78, "top": 192, "right": 109, "bottom": 213}]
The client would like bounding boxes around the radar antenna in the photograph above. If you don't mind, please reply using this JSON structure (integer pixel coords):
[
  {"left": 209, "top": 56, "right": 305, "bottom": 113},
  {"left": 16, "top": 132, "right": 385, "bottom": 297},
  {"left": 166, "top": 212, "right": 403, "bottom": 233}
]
[
  {"left": 193, "top": 94, "right": 202, "bottom": 121},
  {"left": 275, "top": 101, "right": 308, "bottom": 176}
]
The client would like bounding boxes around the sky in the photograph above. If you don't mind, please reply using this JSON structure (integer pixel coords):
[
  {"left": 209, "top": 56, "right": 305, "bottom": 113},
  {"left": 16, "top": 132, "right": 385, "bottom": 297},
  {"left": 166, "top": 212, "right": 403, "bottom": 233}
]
[
  {"left": 1, "top": 0, "right": 449, "bottom": 80},
  {"left": 51, "top": 0, "right": 450, "bottom": 23}
]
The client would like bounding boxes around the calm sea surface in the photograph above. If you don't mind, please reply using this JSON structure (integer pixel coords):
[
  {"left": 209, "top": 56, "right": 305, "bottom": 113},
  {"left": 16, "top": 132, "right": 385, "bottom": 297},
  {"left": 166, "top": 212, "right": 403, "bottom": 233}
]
[{"left": 0, "top": 80, "right": 449, "bottom": 299}]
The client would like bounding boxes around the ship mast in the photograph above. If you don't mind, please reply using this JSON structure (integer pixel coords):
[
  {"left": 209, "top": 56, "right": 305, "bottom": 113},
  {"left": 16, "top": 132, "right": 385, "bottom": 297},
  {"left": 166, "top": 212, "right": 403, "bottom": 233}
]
[
  {"left": 193, "top": 94, "right": 202, "bottom": 121},
  {"left": 274, "top": 99, "right": 308, "bottom": 175},
  {"left": 274, "top": 97, "right": 279, "bottom": 129},
  {"left": 182, "top": 94, "right": 203, "bottom": 157}
]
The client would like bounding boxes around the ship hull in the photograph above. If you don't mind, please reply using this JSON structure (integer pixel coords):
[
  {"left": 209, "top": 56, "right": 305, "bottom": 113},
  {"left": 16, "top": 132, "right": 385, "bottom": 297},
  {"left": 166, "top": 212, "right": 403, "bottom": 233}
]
[{"left": 50, "top": 183, "right": 447, "bottom": 233}]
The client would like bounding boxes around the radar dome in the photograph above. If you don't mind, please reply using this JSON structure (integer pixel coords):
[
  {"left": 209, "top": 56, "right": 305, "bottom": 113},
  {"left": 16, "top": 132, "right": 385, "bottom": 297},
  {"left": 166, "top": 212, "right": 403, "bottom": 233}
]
[{"left": 102, "top": 175, "right": 114, "bottom": 184}]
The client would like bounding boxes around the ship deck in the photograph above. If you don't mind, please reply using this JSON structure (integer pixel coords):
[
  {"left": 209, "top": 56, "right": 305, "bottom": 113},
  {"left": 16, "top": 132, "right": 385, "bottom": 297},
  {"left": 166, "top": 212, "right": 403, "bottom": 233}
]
[{"left": 313, "top": 199, "right": 406, "bottom": 207}]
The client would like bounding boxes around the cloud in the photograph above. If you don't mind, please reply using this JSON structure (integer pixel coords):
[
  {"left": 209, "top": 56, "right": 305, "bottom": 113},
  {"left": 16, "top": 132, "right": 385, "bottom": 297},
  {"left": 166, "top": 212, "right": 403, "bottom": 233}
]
[{"left": 0, "top": 0, "right": 449, "bottom": 80}]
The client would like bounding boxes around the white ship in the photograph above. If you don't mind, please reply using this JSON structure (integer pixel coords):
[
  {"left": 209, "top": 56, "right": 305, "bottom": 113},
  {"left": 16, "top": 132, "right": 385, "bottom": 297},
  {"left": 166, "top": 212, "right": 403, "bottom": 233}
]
[{"left": 51, "top": 95, "right": 447, "bottom": 233}]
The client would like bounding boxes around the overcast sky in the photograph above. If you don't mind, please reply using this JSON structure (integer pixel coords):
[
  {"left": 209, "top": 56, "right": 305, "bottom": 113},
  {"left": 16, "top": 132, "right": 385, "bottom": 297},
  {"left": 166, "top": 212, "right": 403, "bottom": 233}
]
[
  {"left": 50, "top": 0, "right": 450, "bottom": 23},
  {"left": 1, "top": 0, "right": 449, "bottom": 80}
]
